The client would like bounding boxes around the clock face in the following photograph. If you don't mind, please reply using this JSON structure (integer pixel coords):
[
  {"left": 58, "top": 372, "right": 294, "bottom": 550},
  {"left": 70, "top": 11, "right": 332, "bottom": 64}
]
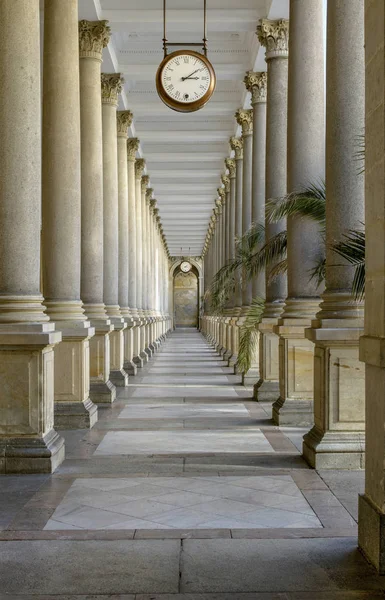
[
  {"left": 156, "top": 50, "right": 216, "bottom": 113},
  {"left": 180, "top": 261, "right": 192, "bottom": 273}
]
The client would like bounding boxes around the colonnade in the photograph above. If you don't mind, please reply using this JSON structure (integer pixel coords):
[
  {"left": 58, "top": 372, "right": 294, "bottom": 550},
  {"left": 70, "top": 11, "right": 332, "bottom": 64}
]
[
  {"left": 0, "top": 0, "right": 171, "bottom": 474},
  {"left": 202, "top": 0, "right": 365, "bottom": 469}
]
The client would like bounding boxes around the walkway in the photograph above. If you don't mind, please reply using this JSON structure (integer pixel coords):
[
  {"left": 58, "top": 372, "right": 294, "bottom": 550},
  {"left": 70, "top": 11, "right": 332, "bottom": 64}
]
[{"left": 0, "top": 329, "right": 382, "bottom": 598}]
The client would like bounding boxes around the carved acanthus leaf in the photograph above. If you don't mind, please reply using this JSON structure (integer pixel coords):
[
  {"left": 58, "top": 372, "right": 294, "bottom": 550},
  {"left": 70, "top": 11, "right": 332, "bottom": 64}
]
[
  {"left": 257, "top": 19, "right": 289, "bottom": 59},
  {"left": 244, "top": 71, "right": 268, "bottom": 104},
  {"left": 101, "top": 73, "right": 124, "bottom": 105},
  {"left": 141, "top": 175, "right": 150, "bottom": 193},
  {"left": 79, "top": 20, "right": 110, "bottom": 58},
  {"left": 117, "top": 111, "right": 133, "bottom": 136},
  {"left": 225, "top": 157, "right": 236, "bottom": 178},
  {"left": 221, "top": 174, "right": 230, "bottom": 193},
  {"left": 235, "top": 108, "right": 253, "bottom": 135},
  {"left": 229, "top": 136, "right": 243, "bottom": 160},
  {"left": 135, "top": 158, "right": 146, "bottom": 178},
  {"left": 127, "top": 138, "right": 140, "bottom": 160},
  {"left": 217, "top": 187, "right": 226, "bottom": 202},
  {"left": 146, "top": 188, "right": 153, "bottom": 202}
]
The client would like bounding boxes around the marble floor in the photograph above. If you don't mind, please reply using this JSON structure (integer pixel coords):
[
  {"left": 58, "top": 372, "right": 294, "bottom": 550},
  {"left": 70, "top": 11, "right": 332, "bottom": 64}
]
[{"left": 0, "top": 328, "right": 379, "bottom": 599}]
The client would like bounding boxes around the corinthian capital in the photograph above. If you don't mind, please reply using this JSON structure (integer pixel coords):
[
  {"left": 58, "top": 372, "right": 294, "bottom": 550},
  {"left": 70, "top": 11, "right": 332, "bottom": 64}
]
[
  {"left": 230, "top": 136, "right": 243, "bottom": 160},
  {"left": 221, "top": 174, "right": 230, "bottom": 193},
  {"left": 101, "top": 73, "right": 124, "bottom": 106},
  {"left": 217, "top": 187, "right": 226, "bottom": 203},
  {"left": 146, "top": 188, "right": 153, "bottom": 203},
  {"left": 244, "top": 71, "right": 267, "bottom": 104},
  {"left": 150, "top": 199, "right": 157, "bottom": 213},
  {"left": 135, "top": 158, "right": 146, "bottom": 179},
  {"left": 257, "top": 19, "right": 289, "bottom": 60},
  {"left": 127, "top": 138, "right": 139, "bottom": 161},
  {"left": 79, "top": 20, "right": 110, "bottom": 59},
  {"left": 141, "top": 175, "right": 150, "bottom": 193},
  {"left": 117, "top": 111, "right": 133, "bottom": 137},
  {"left": 225, "top": 157, "right": 236, "bottom": 178},
  {"left": 235, "top": 109, "right": 253, "bottom": 136}
]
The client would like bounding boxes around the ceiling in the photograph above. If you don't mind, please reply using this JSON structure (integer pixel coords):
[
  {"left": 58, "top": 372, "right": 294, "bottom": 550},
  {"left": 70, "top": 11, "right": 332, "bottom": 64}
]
[{"left": 78, "top": 0, "right": 289, "bottom": 256}]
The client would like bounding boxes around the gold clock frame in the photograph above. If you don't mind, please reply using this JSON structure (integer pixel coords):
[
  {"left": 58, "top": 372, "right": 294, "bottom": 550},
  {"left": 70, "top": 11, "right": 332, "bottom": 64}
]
[{"left": 156, "top": 49, "right": 216, "bottom": 113}]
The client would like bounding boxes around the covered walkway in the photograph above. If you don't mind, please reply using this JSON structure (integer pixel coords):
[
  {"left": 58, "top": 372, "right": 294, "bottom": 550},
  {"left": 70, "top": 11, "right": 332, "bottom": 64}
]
[{"left": 1, "top": 330, "right": 382, "bottom": 597}]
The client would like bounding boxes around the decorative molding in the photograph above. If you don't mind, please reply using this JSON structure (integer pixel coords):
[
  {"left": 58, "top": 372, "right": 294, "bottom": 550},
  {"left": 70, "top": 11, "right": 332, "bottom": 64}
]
[
  {"left": 229, "top": 136, "right": 243, "bottom": 160},
  {"left": 117, "top": 111, "right": 133, "bottom": 136},
  {"left": 127, "top": 137, "right": 140, "bottom": 160},
  {"left": 257, "top": 19, "right": 289, "bottom": 60},
  {"left": 235, "top": 108, "right": 253, "bottom": 136},
  {"left": 101, "top": 73, "right": 124, "bottom": 106},
  {"left": 135, "top": 158, "right": 146, "bottom": 178},
  {"left": 225, "top": 157, "right": 236, "bottom": 178},
  {"left": 79, "top": 20, "right": 110, "bottom": 59},
  {"left": 244, "top": 71, "right": 267, "bottom": 104}
]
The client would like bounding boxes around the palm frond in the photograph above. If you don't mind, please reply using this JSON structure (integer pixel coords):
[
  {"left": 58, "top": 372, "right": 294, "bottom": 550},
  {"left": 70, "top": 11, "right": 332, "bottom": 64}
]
[
  {"left": 268, "top": 258, "right": 288, "bottom": 282},
  {"left": 237, "top": 297, "right": 265, "bottom": 374},
  {"left": 354, "top": 132, "right": 365, "bottom": 175},
  {"left": 309, "top": 256, "right": 326, "bottom": 287},
  {"left": 266, "top": 182, "right": 326, "bottom": 225},
  {"left": 246, "top": 230, "right": 287, "bottom": 278},
  {"left": 332, "top": 229, "right": 365, "bottom": 300},
  {"left": 236, "top": 222, "right": 265, "bottom": 254}
]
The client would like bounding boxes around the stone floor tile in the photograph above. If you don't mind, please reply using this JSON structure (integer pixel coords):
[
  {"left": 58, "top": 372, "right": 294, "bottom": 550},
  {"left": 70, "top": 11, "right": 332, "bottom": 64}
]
[{"left": 0, "top": 540, "right": 180, "bottom": 594}]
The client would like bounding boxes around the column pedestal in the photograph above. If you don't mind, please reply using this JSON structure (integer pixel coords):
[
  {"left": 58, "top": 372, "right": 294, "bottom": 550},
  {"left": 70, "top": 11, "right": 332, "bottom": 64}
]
[
  {"left": 123, "top": 318, "right": 137, "bottom": 376},
  {"left": 303, "top": 319, "right": 365, "bottom": 468},
  {"left": 52, "top": 319, "right": 97, "bottom": 430},
  {"left": 109, "top": 317, "right": 129, "bottom": 386},
  {"left": 254, "top": 318, "right": 280, "bottom": 401},
  {"left": 0, "top": 323, "right": 65, "bottom": 474},
  {"left": 88, "top": 318, "right": 116, "bottom": 404},
  {"left": 273, "top": 313, "right": 316, "bottom": 426}
]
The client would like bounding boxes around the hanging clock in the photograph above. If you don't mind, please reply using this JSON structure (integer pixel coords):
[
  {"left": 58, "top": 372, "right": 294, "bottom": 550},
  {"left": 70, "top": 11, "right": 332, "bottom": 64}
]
[
  {"left": 180, "top": 261, "right": 192, "bottom": 273},
  {"left": 156, "top": 50, "right": 216, "bottom": 113}
]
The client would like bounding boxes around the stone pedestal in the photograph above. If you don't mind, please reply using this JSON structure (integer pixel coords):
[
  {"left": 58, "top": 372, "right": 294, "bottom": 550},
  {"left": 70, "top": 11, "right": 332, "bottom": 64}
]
[
  {"left": 89, "top": 320, "right": 116, "bottom": 404},
  {"left": 254, "top": 318, "right": 280, "bottom": 401}
]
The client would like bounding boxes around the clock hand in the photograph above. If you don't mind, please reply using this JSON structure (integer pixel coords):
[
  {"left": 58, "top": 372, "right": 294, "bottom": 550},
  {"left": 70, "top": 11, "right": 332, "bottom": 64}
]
[
  {"left": 183, "top": 76, "right": 199, "bottom": 80},
  {"left": 181, "top": 69, "right": 200, "bottom": 81}
]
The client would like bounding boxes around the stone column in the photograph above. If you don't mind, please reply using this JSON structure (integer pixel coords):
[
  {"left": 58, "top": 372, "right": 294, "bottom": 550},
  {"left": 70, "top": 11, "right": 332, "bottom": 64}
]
[
  {"left": 229, "top": 138, "right": 243, "bottom": 367},
  {"left": 359, "top": 0, "right": 385, "bottom": 573},
  {"left": 272, "top": 1, "right": 325, "bottom": 426},
  {"left": 126, "top": 138, "right": 140, "bottom": 371},
  {"left": 101, "top": 73, "right": 129, "bottom": 388},
  {"left": 225, "top": 157, "right": 236, "bottom": 318},
  {"left": 133, "top": 158, "right": 147, "bottom": 366},
  {"left": 303, "top": 0, "right": 365, "bottom": 467},
  {"left": 141, "top": 175, "right": 152, "bottom": 358},
  {"left": 0, "top": 0, "right": 64, "bottom": 473},
  {"left": 254, "top": 18, "right": 289, "bottom": 401},
  {"left": 236, "top": 109, "right": 253, "bottom": 314},
  {"left": 79, "top": 20, "right": 116, "bottom": 404},
  {"left": 222, "top": 173, "right": 232, "bottom": 359},
  {"left": 117, "top": 113, "right": 137, "bottom": 377},
  {"left": 242, "top": 71, "right": 268, "bottom": 387},
  {"left": 42, "top": 0, "right": 97, "bottom": 430}
]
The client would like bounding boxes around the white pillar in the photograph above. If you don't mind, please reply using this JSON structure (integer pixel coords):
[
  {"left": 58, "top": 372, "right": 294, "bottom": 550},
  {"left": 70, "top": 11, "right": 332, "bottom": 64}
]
[
  {"left": 0, "top": 0, "right": 64, "bottom": 473},
  {"left": 79, "top": 20, "right": 116, "bottom": 404},
  {"left": 42, "top": 0, "right": 97, "bottom": 430},
  {"left": 303, "top": 0, "right": 365, "bottom": 467},
  {"left": 255, "top": 18, "right": 289, "bottom": 402},
  {"left": 101, "top": 73, "right": 129, "bottom": 388}
]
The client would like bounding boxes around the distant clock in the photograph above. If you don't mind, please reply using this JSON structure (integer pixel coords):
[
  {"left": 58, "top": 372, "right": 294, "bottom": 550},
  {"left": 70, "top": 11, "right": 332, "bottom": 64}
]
[
  {"left": 180, "top": 261, "right": 192, "bottom": 273},
  {"left": 156, "top": 50, "right": 216, "bottom": 113}
]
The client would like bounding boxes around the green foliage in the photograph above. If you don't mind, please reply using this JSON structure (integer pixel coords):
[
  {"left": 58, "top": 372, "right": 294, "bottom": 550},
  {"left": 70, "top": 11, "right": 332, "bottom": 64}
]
[
  {"left": 266, "top": 182, "right": 326, "bottom": 226},
  {"left": 237, "top": 297, "right": 265, "bottom": 374},
  {"left": 332, "top": 229, "right": 365, "bottom": 300}
]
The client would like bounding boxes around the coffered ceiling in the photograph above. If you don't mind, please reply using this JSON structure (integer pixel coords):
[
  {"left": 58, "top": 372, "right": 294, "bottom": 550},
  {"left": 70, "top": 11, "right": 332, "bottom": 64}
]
[{"left": 78, "top": 0, "right": 289, "bottom": 256}]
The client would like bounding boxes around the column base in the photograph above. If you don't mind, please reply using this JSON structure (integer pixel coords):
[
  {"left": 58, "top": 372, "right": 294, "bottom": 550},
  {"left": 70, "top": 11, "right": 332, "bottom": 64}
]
[
  {"left": 54, "top": 398, "right": 98, "bottom": 430},
  {"left": 124, "top": 360, "right": 137, "bottom": 376},
  {"left": 303, "top": 426, "right": 365, "bottom": 469},
  {"left": 144, "top": 346, "right": 153, "bottom": 358},
  {"left": 272, "top": 396, "right": 313, "bottom": 427},
  {"left": 140, "top": 350, "right": 150, "bottom": 361},
  {"left": 0, "top": 429, "right": 65, "bottom": 474},
  {"left": 242, "top": 367, "right": 260, "bottom": 387},
  {"left": 109, "top": 368, "right": 129, "bottom": 387},
  {"left": 133, "top": 355, "right": 145, "bottom": 368},
  {"left": 358, "top": 494, "right": 385, "bottom": 574},
  {"left": 253, "top": 379, "right": 279, "bottom": 402},
  {"left": 90, "top": 379, "right": 116, "bottom": 404}
]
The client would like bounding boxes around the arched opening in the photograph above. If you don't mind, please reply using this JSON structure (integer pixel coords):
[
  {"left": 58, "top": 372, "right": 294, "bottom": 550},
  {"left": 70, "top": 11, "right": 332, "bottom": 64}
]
[{"left": 173, "top": 267, "right": 199, "bottom": 328}]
